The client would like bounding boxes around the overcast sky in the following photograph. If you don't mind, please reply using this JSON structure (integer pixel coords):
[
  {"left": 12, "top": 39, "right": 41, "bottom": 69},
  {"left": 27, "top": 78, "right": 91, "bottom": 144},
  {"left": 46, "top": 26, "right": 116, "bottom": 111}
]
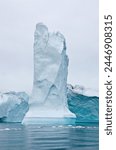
[{"left": 0, "top": 0, "right": 99, "bottom": 94}]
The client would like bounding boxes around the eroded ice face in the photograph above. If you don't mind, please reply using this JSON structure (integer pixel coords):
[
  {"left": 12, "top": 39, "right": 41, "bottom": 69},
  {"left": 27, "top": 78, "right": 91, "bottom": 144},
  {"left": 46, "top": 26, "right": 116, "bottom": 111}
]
[
  {"left": 27, "top": 23, "right": 74, "bottom": 118},
  {"left": 0, "top": 92, "right": 29, "bottom": 122}
]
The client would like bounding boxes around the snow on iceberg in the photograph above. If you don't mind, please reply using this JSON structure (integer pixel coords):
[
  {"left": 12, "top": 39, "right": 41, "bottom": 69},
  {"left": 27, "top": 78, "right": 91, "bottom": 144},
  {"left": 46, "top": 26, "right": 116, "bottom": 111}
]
[
  {"left": 67, "top": 84, "right": 99, "bottom": 97},
  {"left": 0, "top": 92, "right": 29, "bottom": 122},
  {"left": 27, "top": 23, "right": 75, "bottom": 117},
  {"left": 67, "top": 84, "right": 99, "bottom": 122}
]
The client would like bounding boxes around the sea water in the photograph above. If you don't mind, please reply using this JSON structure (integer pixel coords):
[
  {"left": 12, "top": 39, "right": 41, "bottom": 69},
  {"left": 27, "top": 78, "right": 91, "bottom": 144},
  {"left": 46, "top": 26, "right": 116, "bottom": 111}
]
[{"left": 0, "top": 118, "right": 99, "bottom": 150}]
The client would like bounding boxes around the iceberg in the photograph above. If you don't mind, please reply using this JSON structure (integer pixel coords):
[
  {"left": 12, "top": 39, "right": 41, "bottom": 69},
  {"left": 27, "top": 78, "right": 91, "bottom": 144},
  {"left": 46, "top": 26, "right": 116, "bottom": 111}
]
[
  {"left": 0, "top": 92, "right": 29, "bottom": 122},
  {"left": 27, "top": 23, "right": 75, "bottom": 117},
  {"left": 67, "top": 84, "right": 99, "bottom": 122},
  {"left": 67, "top": 84, "right": 99, "bottom": 97}
]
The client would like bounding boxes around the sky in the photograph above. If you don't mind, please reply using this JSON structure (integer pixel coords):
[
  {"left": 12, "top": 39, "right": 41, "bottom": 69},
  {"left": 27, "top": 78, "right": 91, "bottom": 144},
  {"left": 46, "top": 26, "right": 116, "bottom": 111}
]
[{"left": 0, "top": 0, "right": 99, "bottom": 94}]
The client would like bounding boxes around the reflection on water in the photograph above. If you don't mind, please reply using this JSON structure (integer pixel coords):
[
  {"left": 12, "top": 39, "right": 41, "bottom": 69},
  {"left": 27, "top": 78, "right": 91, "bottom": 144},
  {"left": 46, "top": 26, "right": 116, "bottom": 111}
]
[{"left": 0, "top": 118, "right": 99, "bottom": 150}]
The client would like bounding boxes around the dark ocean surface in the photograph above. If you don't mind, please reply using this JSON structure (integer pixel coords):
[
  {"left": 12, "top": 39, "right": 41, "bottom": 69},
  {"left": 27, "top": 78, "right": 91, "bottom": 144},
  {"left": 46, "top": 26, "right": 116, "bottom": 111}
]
[{"left": 0, "top": 118, "right": 99, "bottom": 150}]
